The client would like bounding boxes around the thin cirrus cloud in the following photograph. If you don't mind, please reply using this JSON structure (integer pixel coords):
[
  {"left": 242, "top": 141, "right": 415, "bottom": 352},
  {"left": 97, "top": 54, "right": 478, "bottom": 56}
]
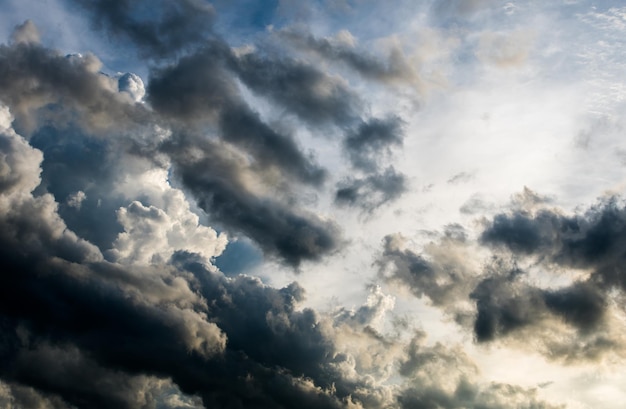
[{"left": 2, "top": 0, "right": 626, "bottom": 408}]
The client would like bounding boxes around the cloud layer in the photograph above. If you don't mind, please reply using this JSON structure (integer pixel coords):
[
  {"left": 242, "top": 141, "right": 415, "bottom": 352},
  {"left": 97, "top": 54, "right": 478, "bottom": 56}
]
[{"left": 3, "top": 1, "right": 626, "bottom": 408}]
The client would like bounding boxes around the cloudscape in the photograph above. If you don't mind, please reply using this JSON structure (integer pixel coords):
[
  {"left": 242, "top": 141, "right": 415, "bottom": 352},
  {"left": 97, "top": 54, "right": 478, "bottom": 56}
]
[{"left": 2, "top": 1, "right": 626, "bottom": 408}]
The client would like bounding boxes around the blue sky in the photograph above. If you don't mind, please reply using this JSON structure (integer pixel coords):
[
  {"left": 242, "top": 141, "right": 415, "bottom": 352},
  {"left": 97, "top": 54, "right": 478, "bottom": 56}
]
[{"left": 1, "top": 1, "right": 626, "bottom": 408}]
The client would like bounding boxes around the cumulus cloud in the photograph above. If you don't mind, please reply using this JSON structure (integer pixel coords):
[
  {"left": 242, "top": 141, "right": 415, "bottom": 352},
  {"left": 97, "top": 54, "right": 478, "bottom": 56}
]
[
  {"left": 117, "top": 72, "right": 145, "bottom": 102},
  {"left": 0, "top": 3, "right": 588, "bottom": 407},
  {"left": 167, "top": 138, "right": 339, "bottom": 266},
  {"left": 380, "top": 190, "right": 626, "bottom": 363}
]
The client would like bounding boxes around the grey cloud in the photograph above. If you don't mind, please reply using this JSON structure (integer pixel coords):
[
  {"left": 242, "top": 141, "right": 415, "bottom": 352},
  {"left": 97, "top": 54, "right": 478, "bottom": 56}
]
[
  {"left": 447, "top": 171, "right": 474, "bottom": 185},
  {"left": 344, "top": 116, "right": 404, "bottom": 172},
  {"left": 233, "top": 51, "right": 361, "bottom": 127},
  {"left": 10, "top": 20, "right": 40, "bottom": 45},
  {"left": 470, "top": 268, "right": 551, "bottom": 342},
  {"left": 168, "top": 139, "right": 338, "bottom": 266},
  {"left": 395, "top": 333, "right": 564, "bottom": 409},
  {"left": 480, "top": 197, "right": 626, "bottom": 291},
  {"left": 0, "top": 41, "right": 150, "bottom": 133},
  {"left": 0, "top": 381, "right": 75, "bottom": 409},
  {"left": 434, "top": 0, "right": 496, "bottom": 20},
  {"left": 279, "top": 28, "right": 422, "bottom": 92},
  {"left": 0, "top": 29, "right": 335, "bottom": 266},
  {"left": 379, "top": 231, "right": 476, "bottom": 311},
  {"left": 29, "top": 126, "right": 125, "bottom": 251},
  {"left": 68, "top": 0, "right": 216, "bottom": 57},
  {"left": 543, "top": 282, "right": 606, "bottom": 333},
  {"left": 219, "top": 106, "right": 326, "bottom": 185},
  {"left": 380, "top": 202, "right": 620, "bottom": 362},
  {"left": 148, "top": 47, "right": 327, "bottom": 186},
  {"left": 336, "top": 117, "right": 407, "bottom": 212},
  {"left": 0, "top": 143, "right": 347, "bottom": 408},
  {"left": 468, "top": 265, "right": 614, "bottom": 363},
  {"left": 480, "top": 210, "right": 561, "bottom": 254},
  {"left": 335, "top": 167, "right": 407, "bottom": 212},
  {"left": 146, "top": 44, "right": 235, "bottom": 121}
]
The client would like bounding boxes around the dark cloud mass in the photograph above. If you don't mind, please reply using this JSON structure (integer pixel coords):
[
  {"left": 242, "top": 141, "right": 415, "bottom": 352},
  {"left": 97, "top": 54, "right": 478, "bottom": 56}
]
[
  {"left": 168, "top": 138, "right": 338, "bottom": 266},
  {"left": 0, "top": 1, "right": 574, "bottom": 407},
  {"left": 232, "top": 51, "right": 361, "bottom": 127},
  {"left": 69, "top": 0, "right": 216, "bottom": 57},
  {"left": 344, "top": 117, "right": 404, "bottom": 172},
  {"left": 381, "top": 193, "right": 626, "bottom": 363}
]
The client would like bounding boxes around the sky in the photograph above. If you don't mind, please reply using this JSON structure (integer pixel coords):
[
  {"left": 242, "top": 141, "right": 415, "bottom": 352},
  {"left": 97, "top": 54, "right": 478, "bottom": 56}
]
[{"left": 1, "top": 0, "right": 626, "bottom": 408}]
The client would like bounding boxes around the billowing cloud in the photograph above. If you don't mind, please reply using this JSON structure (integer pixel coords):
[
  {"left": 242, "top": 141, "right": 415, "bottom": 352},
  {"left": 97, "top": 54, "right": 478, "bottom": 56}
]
[
  {"left": 5, "top": 0, "right": 626, "bottom": 407},
  {"left": 380, "top": 190, "right": 626, "bottom": 363}
]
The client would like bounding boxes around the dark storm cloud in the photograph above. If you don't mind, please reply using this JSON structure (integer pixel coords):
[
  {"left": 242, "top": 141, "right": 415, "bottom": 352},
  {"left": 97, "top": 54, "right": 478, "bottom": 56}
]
[
  {"left": 0, "top": 108, "right": 562, "bottom": 409},
  {"left": 232, "top": 51, "right": 361, "bottom": 126},
  {"left": 0, "top": 13, "right": 567, "bottom": 409},
  {"left": 68, "top": 0, "right": 216, "bottom": 57},
  {"left": 146, "top": 43, "right": 235, "bottom": 121},
  {"left": 0, "top": 40, "right": 150, "bottom": 133},
  {"left": 344, "top": 116, "right": 404, "bottom": 172},
  {"left": 481, "top": 197, "right": 626, "bottom": 291},
  {"left": 0, "top": 32, "right": 334, "bottom": 265},
  {"left": 165, "top": 137, "right": 338, "bottom": 266},
  {"left": 29, "top": 126, "right": 125, "bottom": 251},
  {"left": 148, "top": 47, "right": 327, "bottom": 186},
  {"left": 219, "top": 106, "right": 326, "bottom": 185},
  {"left": 379, "top": 201, "right": 620, "bottom": 361},
  {"left": 335, "top": 167, "right": 407, "bottom": 212},
  {"left": 0, "top": 127, "right": 351, "bottom": 408},
  {"left": 480, "top": 210, "right": 561, "bottom": 254},
  {"left": 470, "top": 268, "right": 550, "bottom": 342},
  {"left": 543, "top": 281, "right": 606, "bottom": 332},
  {"left": 469, "top": 268, "right": 610, "bottom": 358},
  {"left": 0, "top": 243, "right": 351, "bottom": 409}
]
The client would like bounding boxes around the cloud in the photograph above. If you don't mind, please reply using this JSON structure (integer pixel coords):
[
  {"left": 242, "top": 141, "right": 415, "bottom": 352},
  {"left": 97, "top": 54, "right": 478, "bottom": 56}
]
[
  {"left": 167, "top": 138, "right": 339, "bottom": 266},
  {"left": 344, "top": 116, "right": 404, "bottom": 172},
  {"left": 67, "top": 0, "right": 216, "bottom": 57},
  {"left": 335, "top": 167, "right": 407, "bottom": 212},
  {"left": 0, "top": 40, "right": 150, "bottom": 133},
  {"left": 0, "top": 6, "right": 588, "bottom": 408},
  {"left": 232, "top": 49, "right": 361, "bottom": 127},
  {"left": 117, "top": 72, "right": 145, "bottom": 102},
  {"left": 396, "top": 332, "right": 564, "bottom": 409},
  {"left": 0, "top": 29, "right": 337, "bottom": 266},
  {"left": 147, "top": 46, "right": 327, "bottom": 186},
  {"left": 0, "top": 130, "right": 561, "bottom": 407},
  {"left": 278, "top": 28, "right": 424, "bottom": 93},
  {"left": 381, "top": 190, "right": 626, "bottom": 363}
]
